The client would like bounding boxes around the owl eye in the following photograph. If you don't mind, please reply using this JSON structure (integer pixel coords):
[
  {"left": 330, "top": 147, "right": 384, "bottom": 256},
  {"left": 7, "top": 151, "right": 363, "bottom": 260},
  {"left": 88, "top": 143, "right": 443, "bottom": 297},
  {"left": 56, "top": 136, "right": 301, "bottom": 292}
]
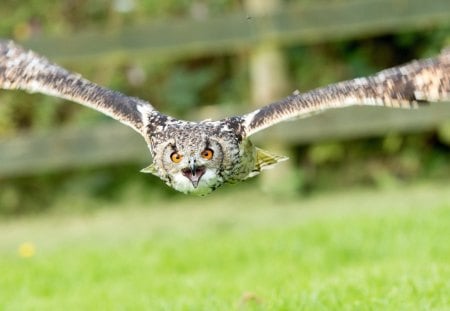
[
  {"left": 170, "top": 152, "right": 183, "bottom": 163},
  {"left": 201, "top": 148, "right": 214, "bottom": 160}
]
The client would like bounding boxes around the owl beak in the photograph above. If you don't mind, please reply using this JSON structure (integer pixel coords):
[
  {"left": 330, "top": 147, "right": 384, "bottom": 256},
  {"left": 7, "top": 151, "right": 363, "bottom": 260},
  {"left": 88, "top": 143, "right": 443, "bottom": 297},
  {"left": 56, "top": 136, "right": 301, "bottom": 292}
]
[{"left": 181, "top": 162, "right": 206, "bottom": 188}]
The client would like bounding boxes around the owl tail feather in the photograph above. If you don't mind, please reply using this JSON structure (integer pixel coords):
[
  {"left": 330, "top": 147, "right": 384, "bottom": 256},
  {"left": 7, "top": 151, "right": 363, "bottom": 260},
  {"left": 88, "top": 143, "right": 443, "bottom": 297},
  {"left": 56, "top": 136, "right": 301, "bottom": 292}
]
[{"left": 248, "top": 147, "right": 288, "bottom": 178}]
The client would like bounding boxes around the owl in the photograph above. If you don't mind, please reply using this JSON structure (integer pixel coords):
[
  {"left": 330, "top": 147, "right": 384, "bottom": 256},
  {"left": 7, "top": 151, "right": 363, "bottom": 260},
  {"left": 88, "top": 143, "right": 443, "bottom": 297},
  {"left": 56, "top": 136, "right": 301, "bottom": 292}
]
[{"left": 1, "top": 40, "right": 449, "bottom": 195}]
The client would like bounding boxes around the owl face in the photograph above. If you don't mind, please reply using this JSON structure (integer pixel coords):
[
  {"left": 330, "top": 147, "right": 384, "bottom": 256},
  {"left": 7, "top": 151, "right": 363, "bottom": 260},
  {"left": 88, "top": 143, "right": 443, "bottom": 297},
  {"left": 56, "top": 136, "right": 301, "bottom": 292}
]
[
  {"left": 146, "top": 123, "right": 243, "bottom": 195},
  {"left": 160, "top": 137, "right": 225, "bottom": 195}
]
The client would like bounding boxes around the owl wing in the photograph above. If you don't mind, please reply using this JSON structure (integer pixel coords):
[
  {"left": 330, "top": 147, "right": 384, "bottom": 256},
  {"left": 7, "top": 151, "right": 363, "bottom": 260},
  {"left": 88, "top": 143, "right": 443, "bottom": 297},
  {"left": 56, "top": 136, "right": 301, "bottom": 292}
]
[
  {"left": 0, "top": 40, "right": 154, "bottom": 135},
  {"left": 240, "top": 49, "right": 450, "bottom": 138}
]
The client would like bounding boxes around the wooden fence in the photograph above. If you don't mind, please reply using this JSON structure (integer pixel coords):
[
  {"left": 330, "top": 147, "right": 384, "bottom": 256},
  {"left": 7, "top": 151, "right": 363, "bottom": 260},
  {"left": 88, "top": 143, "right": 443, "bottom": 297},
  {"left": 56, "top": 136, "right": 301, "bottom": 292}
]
[{"left": 1, "top": 0, "right": 450, "bottom": 178}]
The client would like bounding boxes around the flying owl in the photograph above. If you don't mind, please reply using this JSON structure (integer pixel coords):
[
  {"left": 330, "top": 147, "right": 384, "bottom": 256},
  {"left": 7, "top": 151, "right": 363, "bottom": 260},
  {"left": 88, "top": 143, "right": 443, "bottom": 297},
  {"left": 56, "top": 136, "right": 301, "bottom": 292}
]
[{"left": 1, "top": 40, "right": 449, "bottom": 195}]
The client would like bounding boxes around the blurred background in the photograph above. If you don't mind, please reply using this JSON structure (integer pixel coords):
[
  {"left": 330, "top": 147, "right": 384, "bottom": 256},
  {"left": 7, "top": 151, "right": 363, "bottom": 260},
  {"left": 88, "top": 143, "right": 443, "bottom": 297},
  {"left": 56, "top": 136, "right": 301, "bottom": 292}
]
[
  {"left": 1, "top": 1, "right": 450, "bottom": 309},
  {"left": 0, "top": 0, "right": 449, "bottom": 213}
]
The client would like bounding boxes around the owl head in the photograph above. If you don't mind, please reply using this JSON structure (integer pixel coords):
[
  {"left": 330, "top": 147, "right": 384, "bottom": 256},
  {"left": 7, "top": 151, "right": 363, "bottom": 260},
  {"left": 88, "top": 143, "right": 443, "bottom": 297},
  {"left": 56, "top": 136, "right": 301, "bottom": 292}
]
[
  {"left": 141, "top": 122, "right": 243, "bottom": 195},
  {"left": 140, "top": 121, "right": 287, "bottom": 195}
]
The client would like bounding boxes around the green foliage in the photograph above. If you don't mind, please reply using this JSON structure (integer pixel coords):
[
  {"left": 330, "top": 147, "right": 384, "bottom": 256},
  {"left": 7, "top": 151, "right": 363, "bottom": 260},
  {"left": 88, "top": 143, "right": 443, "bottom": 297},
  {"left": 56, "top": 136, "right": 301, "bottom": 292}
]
[
  {"left": 162, "top": 66, "right": 217, "bottom": 115},
  {"left": 438, "top": 121, "right": 450, "bottom": 145},
  {"left": 0, "top": 165, "right": 176, "bottom": 215},
  {"left": 297, "top": 132, "right": 450, "bottom": 194},
  {"left": 0, "top": 183, "right": 449, "bottom": 309}
]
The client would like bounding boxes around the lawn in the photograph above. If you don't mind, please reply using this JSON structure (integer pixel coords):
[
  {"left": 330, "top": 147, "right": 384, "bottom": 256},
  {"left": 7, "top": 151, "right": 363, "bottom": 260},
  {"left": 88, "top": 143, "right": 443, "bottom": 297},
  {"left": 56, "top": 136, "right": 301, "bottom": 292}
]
[{"left": 0, "top": 182, "right": 449, "bottom": 310}]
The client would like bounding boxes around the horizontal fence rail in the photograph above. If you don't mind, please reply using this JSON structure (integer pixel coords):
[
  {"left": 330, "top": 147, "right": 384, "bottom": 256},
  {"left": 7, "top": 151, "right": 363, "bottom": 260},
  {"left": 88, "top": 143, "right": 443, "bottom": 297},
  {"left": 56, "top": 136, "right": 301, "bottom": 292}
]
[{"left": 0, "top": 124, "right": 149, "bottom": 177}]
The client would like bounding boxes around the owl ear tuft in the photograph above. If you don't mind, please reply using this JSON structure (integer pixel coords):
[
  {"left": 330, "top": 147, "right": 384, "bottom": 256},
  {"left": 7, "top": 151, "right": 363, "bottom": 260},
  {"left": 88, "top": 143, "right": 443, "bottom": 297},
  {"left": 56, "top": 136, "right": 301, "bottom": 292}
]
[
  {"left": 140, "top": 163, "right": 158, "bottom": 175},
  {"left": 248, "top": 147, "right": 288, "bottom": 178}
]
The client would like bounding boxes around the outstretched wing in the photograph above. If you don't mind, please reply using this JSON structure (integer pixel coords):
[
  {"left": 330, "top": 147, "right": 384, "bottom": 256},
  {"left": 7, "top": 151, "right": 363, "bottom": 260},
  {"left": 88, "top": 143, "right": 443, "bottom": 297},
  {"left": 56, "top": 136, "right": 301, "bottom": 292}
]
[
  {"left": 241, "top": 50, "right": 450, "bottom": 137},
  {"left": 0, "top": 40, "right": 154, "bottom": 135}
]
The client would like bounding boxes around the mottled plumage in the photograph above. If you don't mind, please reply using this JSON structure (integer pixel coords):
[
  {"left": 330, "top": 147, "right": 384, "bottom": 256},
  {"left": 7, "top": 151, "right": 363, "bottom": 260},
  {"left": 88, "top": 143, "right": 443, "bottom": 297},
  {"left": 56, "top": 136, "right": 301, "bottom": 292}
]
[{"left": 1, "top": 40, "right": 449, "bottom": 195}]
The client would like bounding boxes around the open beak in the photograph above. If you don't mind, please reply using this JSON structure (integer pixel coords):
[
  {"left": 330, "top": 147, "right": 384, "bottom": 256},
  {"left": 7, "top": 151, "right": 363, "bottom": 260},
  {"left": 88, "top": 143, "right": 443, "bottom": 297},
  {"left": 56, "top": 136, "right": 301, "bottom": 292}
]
[{"left": 181, "top": 159, "right": 206, "bottom": 188}]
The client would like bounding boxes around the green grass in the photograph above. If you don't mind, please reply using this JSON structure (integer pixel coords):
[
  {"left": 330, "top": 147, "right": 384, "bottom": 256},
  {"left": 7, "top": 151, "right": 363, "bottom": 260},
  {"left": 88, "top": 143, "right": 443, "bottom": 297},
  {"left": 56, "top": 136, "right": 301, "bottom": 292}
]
[{"left": 0, "top": 182, "right": 449, "bottom": 310}]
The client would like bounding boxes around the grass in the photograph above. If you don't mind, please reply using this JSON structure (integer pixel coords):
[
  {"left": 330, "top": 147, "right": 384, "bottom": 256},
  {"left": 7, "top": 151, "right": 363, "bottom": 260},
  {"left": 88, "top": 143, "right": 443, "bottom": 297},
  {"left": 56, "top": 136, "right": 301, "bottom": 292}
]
[{"left": 0, "top": 182, "right": 449, "bottom": 310}]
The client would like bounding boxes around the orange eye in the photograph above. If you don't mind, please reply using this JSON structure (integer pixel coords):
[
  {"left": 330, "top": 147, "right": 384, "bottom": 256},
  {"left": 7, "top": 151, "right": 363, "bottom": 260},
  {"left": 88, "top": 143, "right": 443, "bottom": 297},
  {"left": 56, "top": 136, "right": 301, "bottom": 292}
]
[
  {"left": 201, "top": 148, "right": 214, "bottom": 160},
  {"left": 170, "top": 152, "right": 183, "bottom": 163}
]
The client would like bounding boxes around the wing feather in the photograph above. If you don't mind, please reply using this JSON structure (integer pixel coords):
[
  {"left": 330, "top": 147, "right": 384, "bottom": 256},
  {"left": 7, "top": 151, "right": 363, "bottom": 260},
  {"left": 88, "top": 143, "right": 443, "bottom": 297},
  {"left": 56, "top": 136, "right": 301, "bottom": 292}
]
[
  {"left": 241, "top": 50, "right": 450, "bottom": 137},
  {"left": 0, "top": 40, "right": 154, "bottom": 135}
]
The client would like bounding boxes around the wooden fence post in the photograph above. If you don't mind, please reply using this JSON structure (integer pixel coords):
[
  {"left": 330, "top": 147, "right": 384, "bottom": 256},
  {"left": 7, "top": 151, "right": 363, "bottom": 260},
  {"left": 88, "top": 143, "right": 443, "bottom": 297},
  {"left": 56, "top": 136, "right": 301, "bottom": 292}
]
[{"left": 245, "top": 0, "right": 297, "bottom": 194}]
